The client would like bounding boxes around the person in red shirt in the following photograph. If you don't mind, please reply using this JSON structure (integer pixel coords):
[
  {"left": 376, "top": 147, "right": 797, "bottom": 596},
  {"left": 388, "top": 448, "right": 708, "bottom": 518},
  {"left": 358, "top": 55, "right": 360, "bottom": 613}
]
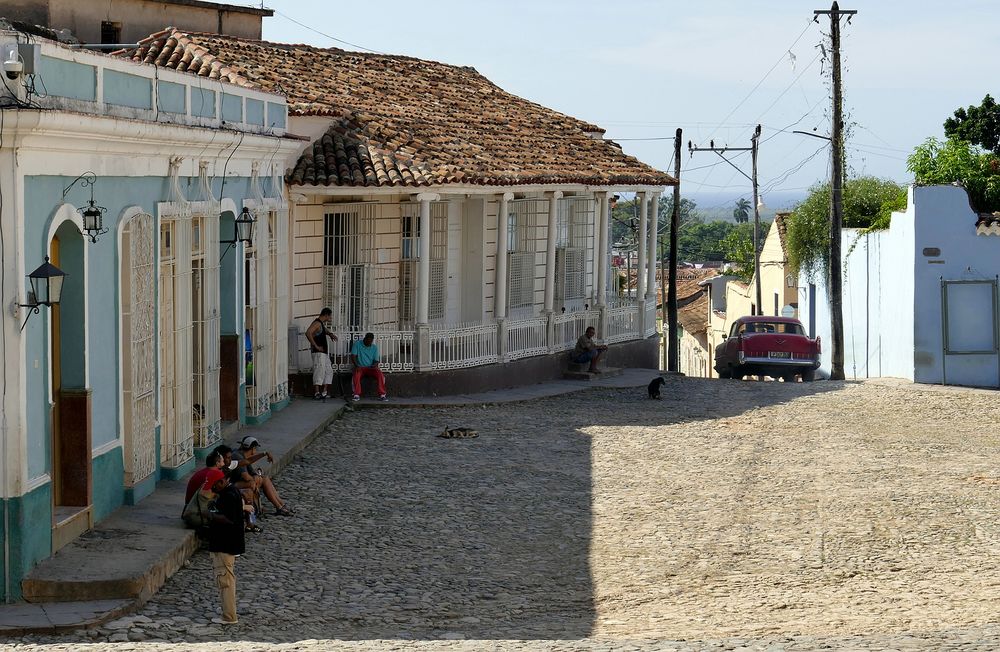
[{"left": 184, "top": 451, "right": 237, "bottom": 503}]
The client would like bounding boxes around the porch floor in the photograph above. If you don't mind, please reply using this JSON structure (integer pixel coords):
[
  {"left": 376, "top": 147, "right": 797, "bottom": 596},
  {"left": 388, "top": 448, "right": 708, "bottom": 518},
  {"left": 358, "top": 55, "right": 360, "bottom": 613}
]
[{"left": 1, "top": 368, "right": 659, "bottom": 635}]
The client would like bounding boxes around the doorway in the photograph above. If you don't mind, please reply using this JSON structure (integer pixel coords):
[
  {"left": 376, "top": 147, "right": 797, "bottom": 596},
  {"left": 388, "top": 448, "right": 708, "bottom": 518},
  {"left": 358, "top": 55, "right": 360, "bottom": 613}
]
[{"left": 50, "top": 221, "right": 92, "bottom": 550}]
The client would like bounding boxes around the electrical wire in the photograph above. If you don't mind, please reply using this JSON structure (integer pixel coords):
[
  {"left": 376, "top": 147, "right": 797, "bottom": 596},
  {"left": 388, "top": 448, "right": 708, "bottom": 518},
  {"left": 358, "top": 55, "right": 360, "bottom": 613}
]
[{"left": 273, "top": 10, "right": 382, "bottom": 54}]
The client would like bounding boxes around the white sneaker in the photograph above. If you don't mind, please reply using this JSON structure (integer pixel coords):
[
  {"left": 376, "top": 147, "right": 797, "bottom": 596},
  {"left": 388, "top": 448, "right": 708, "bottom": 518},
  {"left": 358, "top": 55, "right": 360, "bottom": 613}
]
[
  {"left": 352, "top": 395, "right": 360, "bottom": 402},
  {"left": 212, "top": 617, "right": 238, "bottom": 625},
  {"left": 378, "top": 394, "right": 388, "bottom": 402}
]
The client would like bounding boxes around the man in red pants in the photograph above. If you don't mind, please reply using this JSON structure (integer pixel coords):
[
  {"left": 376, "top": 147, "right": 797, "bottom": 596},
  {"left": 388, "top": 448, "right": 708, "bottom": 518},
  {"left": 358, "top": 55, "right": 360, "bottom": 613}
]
[{"left": 351, "top": 332, "right": 386, "bottom": 401}]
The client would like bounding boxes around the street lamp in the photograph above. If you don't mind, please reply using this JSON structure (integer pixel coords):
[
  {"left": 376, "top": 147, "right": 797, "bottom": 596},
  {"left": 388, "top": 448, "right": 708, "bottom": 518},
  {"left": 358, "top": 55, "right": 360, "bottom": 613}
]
[
  {"left": 19, "top": 256, "right": 66, "bottom": 330},
  {"left": 220, "top": 207, "right": 257, "bottom": 259},
  {"left": 62, "top": 172, "right": 108, "bottom": 243}
]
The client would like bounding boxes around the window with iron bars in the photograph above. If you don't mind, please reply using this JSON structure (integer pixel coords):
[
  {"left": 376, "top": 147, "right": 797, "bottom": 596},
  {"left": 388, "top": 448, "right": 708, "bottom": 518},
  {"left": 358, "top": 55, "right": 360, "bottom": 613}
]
[
  {"left": 323, "top": 205, "right": 374, "bottom": 331},
  {"left": 554, "top": 197, "right": 594, "bottom": 306},
  {"left": 507, "top": 199, "right": 545, "bottom": 313},
  {"left": 399, "top": 202, "right": 447, "bottom": 325}
]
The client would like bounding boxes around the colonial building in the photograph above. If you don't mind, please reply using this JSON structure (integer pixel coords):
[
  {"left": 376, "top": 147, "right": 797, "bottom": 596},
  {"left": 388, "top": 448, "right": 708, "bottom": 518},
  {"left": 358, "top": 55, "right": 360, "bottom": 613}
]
[
  {"left": 120, "top": 29, "right": 676, "bottom": 395},
  {"left": 0, "top": 24, "right": 299, "bottom": 599}
]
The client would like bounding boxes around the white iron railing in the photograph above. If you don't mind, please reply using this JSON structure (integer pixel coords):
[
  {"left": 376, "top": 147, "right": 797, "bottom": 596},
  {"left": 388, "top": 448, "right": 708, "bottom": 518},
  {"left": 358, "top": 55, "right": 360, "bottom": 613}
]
[
  {"left": 552, "top": 309, "right": 601, "bottom": 351},
  {"left": 316, "top": 331, "right": 416, "bottom": 373},
  {"left": 506, "top": 316, "right": 549, "bottom": 361},
  {"left": 429, "top": 322, "right": 499, "bottom": 370},
  {"left": 606, "top": 304, "right": 641, "bottom": 344}
]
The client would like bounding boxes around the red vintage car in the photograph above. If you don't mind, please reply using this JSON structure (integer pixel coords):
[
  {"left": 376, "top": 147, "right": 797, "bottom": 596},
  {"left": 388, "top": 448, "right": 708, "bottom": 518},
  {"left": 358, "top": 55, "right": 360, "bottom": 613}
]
[{"left": 714, "top": 316, "right": 821, "bottom": 381}]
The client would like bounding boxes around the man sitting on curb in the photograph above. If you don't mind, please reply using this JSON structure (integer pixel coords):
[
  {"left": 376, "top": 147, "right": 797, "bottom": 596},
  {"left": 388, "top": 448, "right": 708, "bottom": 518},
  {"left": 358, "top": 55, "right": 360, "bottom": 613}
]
[
  {"left": 572, "top": 326, "right": 609, "bottom": 373},
  {"left": 185, "top": 451, "right": 238, "bottom": 504},
  {"left": 351, "top": 332, "right": 387, "bottom": 402},
  {"left": 231, "top": 436, "right": 294, "bottom": 516}
]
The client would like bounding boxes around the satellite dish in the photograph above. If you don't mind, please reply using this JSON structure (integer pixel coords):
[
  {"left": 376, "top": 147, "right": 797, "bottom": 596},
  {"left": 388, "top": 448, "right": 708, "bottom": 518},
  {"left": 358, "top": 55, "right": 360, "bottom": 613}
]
[{"left": 781, "top": 304, "right": 796, "bottom": 318}]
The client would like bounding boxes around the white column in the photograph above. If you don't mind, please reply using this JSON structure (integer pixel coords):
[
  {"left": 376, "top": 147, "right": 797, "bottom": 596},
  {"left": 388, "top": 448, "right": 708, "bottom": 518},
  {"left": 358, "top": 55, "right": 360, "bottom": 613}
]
[
  {"left": 637, "top": 191, "right": 648, "bottom": 300},
  {"left": 543, "top": 190, "right": 562, "bottom": 313},
  {"left": 596, "top": 192, "right": 609, "bottom": 306},
  {"left": 494, "top": 192, "right": 513, "bottom": 320},
  {"left": 646, "top": 192, "right": 659, "bottom": 300},
  {"left": 415, "top": 192, "right": 439, "bottom": 325}
]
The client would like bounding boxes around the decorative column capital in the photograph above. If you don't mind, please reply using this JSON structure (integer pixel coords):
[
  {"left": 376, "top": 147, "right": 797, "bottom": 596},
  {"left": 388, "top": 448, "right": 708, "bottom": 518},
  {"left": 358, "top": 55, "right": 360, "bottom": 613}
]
[
  {"left": 501, "top": 192, "right": 515, "bottom": 202},
  {"left": 414, "top": 192, "right": 441, "bottom": 203},
  {"left": 549, "top": 190, "right": 564, "bottom": 200}
]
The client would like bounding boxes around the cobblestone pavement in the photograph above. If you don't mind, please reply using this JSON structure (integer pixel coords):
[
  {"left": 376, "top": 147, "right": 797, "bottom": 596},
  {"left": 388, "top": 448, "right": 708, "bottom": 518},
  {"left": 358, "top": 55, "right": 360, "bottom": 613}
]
[{"left": 7, "top": 377, "right": 1000, "bottom": 651}]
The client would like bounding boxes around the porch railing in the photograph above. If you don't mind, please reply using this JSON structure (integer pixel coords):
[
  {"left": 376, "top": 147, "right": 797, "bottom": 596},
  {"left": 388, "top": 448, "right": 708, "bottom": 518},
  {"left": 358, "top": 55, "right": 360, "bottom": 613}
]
[
  {"left": 429, "top": 322, "right": 499, "bottom": 370},
  {"left": 293, "top": 301, "right": 647, "bottom": 373},
  {"left": 551, "top": 309, "right": 601, "bottom": 351},
  {"left": 644, "top": 301, "right": 658, "bottom": 338},
  {"left": 606, "top": 304, "right": 641, "bottom": 344},
  {"left": 506, "top": 316, "right": 549, "bottom": 361}
]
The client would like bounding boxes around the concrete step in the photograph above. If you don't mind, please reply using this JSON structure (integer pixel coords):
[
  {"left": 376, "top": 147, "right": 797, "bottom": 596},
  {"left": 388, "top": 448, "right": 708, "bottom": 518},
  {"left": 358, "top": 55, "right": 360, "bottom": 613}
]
[{"left": 563, "top": 366, "right": 623, "bottom": 381}]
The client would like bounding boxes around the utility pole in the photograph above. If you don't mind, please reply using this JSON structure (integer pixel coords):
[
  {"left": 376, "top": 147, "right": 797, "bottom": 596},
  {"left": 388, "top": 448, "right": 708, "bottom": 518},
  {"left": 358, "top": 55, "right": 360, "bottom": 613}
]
[
  {"left": 667, "top": 128, "right": 682, "bottom": 371},
  {"left": 688, "top": 126, "right": 763, "bottom": 314},
  {"left": 815, "top": 1, "right": 856, "bottom": 381}
]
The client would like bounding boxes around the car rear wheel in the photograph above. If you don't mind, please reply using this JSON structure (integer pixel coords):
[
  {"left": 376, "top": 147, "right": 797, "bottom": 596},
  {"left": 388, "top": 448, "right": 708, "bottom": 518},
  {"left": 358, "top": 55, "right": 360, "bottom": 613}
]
[
  {"left": 716, "top": 366, "right": 731, "bottom": 379},
  {"left": 801, "top": 368, "right": 816, "bottom": 382},
  {"left": 782, "top": 373, "right": 797, "bottom": 382}
]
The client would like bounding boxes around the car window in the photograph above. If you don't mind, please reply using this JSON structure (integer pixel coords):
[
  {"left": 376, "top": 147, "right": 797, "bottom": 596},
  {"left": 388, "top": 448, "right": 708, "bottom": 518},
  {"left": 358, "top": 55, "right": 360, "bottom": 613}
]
[{"left": 740, "top": 321, "right": 804, "bottom": 335}]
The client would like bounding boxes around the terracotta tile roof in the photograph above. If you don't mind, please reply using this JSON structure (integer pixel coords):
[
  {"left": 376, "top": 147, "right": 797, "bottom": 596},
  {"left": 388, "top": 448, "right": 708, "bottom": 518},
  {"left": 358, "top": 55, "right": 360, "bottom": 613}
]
[
  {"left": 678, "top": 293, "right": 710, "bottom": 335},
  {"left": 118, "top": 29, "right": 676, "bottom": 189},
  {"left": 977, "top": 212, "right": 1000, "bottom": 236}
]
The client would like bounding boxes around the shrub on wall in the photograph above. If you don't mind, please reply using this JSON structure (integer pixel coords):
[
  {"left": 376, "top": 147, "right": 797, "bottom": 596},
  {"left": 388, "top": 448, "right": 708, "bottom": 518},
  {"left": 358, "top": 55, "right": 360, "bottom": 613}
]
[{"left": 907, "top": 137, "right": 1000, "bottom": 212}]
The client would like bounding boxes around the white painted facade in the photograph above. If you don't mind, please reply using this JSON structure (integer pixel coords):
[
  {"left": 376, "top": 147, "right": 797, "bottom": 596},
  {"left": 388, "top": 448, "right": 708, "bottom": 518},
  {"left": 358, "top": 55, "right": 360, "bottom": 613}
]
[{"left": 799, "top": 184, "right": 1000, "bottom": 387}]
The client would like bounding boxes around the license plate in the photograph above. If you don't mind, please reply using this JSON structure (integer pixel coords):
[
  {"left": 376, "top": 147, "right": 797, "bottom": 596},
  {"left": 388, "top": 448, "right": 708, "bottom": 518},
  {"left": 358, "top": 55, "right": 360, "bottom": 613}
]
[{"left": 769, "top": 351, "right": 791, "bottom": 359}]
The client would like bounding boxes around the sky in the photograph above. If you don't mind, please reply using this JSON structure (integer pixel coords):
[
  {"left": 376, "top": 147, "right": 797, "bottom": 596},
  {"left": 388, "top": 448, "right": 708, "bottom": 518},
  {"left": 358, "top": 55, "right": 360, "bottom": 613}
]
[{"left": 245, "top": 0, "right": 998, "bottom": 212}]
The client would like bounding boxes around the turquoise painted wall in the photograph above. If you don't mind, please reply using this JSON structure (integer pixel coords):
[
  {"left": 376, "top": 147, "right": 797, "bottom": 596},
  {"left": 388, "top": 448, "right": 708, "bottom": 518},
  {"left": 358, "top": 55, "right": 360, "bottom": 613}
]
[
  {"left": 192, "top": 88, "right": 217, "bottom": 119},
  {"left": 157, "top": 81, "right": 186, "bottom": 114},
  {"left": 38, "top": 56, "right": 96, "bottom": 102},
  {"left": 91, "top": 446, "right": 124, "bottom": 522},
  {"left": 103, "top": 70, "right": 152, "bottom": 110},
  {"left": 3, "top": 483, "right": 53, "bottom": 601},
  {"left": 23, "top": 175, "right": 254, "bottom": 480},
  {"left": 222, "top": 93, "right": 243, "bottom": 123},
  {"left": 267, "top": 102, "right": 287, "bottom": 130},
  {"left": 246, "top": 99, "right": 265, "bottom": 126}
]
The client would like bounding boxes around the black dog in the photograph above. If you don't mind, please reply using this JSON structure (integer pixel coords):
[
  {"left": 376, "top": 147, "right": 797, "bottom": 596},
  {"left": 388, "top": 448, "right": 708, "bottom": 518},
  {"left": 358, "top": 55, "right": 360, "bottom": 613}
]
[{"left": 648, "top": 376, "right": 665, "bottom": 399}]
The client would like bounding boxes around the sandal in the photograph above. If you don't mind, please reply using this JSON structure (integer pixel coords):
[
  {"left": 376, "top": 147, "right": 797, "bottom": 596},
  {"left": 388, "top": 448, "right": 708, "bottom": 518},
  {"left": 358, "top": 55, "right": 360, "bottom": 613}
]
[
  {"left": 274, "top": 507, "right": 294, "bottom": 517},
  {"left": 245, "top": 524, "right": 263, "bottom": 533}
]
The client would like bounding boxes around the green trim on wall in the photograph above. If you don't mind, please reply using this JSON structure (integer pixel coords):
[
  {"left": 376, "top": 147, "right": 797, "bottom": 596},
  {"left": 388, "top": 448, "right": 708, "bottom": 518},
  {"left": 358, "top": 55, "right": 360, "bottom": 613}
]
[
  {"left": 160, "top": 457, "right": 196, "bottom": 481},
  {"left": 103, "top": 69, "right": 152, "bottom": 109},
  {"left": 39, "top": 55, "right": 96, "bottom": 101}
]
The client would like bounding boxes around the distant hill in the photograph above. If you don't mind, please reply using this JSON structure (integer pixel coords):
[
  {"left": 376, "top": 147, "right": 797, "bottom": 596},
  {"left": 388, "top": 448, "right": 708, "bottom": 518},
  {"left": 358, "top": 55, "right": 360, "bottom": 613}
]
[{"left": 685, "top": 190, "right": 807, "bottom": 223}]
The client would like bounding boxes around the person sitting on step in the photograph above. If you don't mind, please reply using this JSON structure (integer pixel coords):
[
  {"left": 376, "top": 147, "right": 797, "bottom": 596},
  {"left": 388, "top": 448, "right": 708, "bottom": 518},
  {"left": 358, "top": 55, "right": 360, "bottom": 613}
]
[
  {"left": 572, "top": 326, "right": 608, "bottom": 373},
  {"left": 350, "top": 332, "right": 387, "bottom": 402},
  {"left": 231, "top": 436, "right": 294, "bottom": 517}
]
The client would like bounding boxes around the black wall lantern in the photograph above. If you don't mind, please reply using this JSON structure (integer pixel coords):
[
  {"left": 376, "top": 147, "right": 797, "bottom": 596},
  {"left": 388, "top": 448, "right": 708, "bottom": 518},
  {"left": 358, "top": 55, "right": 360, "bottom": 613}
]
[
  {"left": 221, "top": 206, "right": 257, "bottom": 259},
  {"left": 62, "top": 171, "right": 107, "bottom": 243},
  {"left": 19, "top": 256, "right": 66, "bottom": 330}
]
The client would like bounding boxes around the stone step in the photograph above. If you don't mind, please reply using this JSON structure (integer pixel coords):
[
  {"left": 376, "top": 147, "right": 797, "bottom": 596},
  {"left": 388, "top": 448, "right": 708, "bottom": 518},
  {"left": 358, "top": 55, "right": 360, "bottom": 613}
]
[{"left": 563, "top": 366, "right": 623, "bottom": 381}]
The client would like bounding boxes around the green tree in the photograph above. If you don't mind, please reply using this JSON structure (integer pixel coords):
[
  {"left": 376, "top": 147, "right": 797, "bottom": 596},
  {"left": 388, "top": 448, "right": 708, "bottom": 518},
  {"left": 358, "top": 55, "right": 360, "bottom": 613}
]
[
  {"left": 732, "top": 197, "right": 751, "bottom": 224},
  {"left": 944, "top": 95, "right": 1000, "bottom": 153},
  {"left": 720, "top": 222, "right": 763, "bottom": 282},
  {"left": 907, "top": 136, "right": 1000, "bottom": 212},
  {"left": 785, "top": 176, "right": 906, "bottom": 280}
]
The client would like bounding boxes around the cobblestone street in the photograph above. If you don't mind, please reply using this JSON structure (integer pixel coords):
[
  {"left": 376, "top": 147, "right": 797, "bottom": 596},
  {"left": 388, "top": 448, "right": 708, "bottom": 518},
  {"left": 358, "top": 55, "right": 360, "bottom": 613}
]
[{"left": 6, "top": 377, "right": 1000, "bottom": 651}]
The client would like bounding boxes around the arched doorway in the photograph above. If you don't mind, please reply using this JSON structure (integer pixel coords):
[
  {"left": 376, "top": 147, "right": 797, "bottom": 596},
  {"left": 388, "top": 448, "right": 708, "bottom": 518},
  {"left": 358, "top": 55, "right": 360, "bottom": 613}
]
[{"left": 49, "top": 218, "right": 92, "bottom": 550}]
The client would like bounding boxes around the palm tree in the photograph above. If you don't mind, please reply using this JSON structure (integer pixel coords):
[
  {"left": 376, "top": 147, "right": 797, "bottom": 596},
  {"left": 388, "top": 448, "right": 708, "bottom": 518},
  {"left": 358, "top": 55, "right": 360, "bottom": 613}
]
[{"left": 733, "top": 197, "right": 751, "bottom": 223}]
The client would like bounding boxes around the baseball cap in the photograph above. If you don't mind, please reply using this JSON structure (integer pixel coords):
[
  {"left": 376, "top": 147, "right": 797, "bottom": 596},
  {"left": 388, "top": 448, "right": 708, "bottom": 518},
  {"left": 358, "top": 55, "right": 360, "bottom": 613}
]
[
  {"left": 239, "top": 436, "right": 260, "bottom": 449},
  {"left": 203, "top": 468, "right": 226, "bottom": 491}
]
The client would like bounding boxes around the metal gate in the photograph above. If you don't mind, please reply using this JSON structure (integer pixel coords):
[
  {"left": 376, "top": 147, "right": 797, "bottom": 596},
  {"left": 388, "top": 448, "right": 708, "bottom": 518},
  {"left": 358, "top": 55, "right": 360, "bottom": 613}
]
[
  {"left": 120, "top": 212, "right": 157, "bottom": 486},
  {"left": 941, "top": 278, "right": 999, "bottom": 387}
]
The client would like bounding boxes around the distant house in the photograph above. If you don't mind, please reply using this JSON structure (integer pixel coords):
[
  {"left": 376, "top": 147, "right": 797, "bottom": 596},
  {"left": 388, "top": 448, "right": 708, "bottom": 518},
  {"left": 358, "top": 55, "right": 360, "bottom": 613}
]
[
  {"left": 702, "top": 215, "right": 796, "bottom": 377},
  {"left": 674, "top": 269, "right": 719, "bottom": 377},
  {"left": 3, "top": 0, "right": 270, "bottom": 44},
  {"left": 120, "top": 29, "right": 676, "bottom": 394},
  {"left": 800, "top": 185, "right": 1000, "bottom": 387}
]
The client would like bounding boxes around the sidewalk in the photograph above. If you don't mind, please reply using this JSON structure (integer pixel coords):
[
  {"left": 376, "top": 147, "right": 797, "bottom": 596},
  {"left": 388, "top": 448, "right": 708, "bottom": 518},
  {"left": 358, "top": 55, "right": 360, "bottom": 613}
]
[{"left": 0, "top": 369, "right": 655, "bottom": 635}]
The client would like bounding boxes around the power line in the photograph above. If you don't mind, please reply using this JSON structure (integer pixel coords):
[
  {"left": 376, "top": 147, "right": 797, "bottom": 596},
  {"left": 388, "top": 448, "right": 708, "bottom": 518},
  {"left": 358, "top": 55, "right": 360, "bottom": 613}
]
[{"left": 273, "top": 10, "right": 382, "bottom": 54}]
